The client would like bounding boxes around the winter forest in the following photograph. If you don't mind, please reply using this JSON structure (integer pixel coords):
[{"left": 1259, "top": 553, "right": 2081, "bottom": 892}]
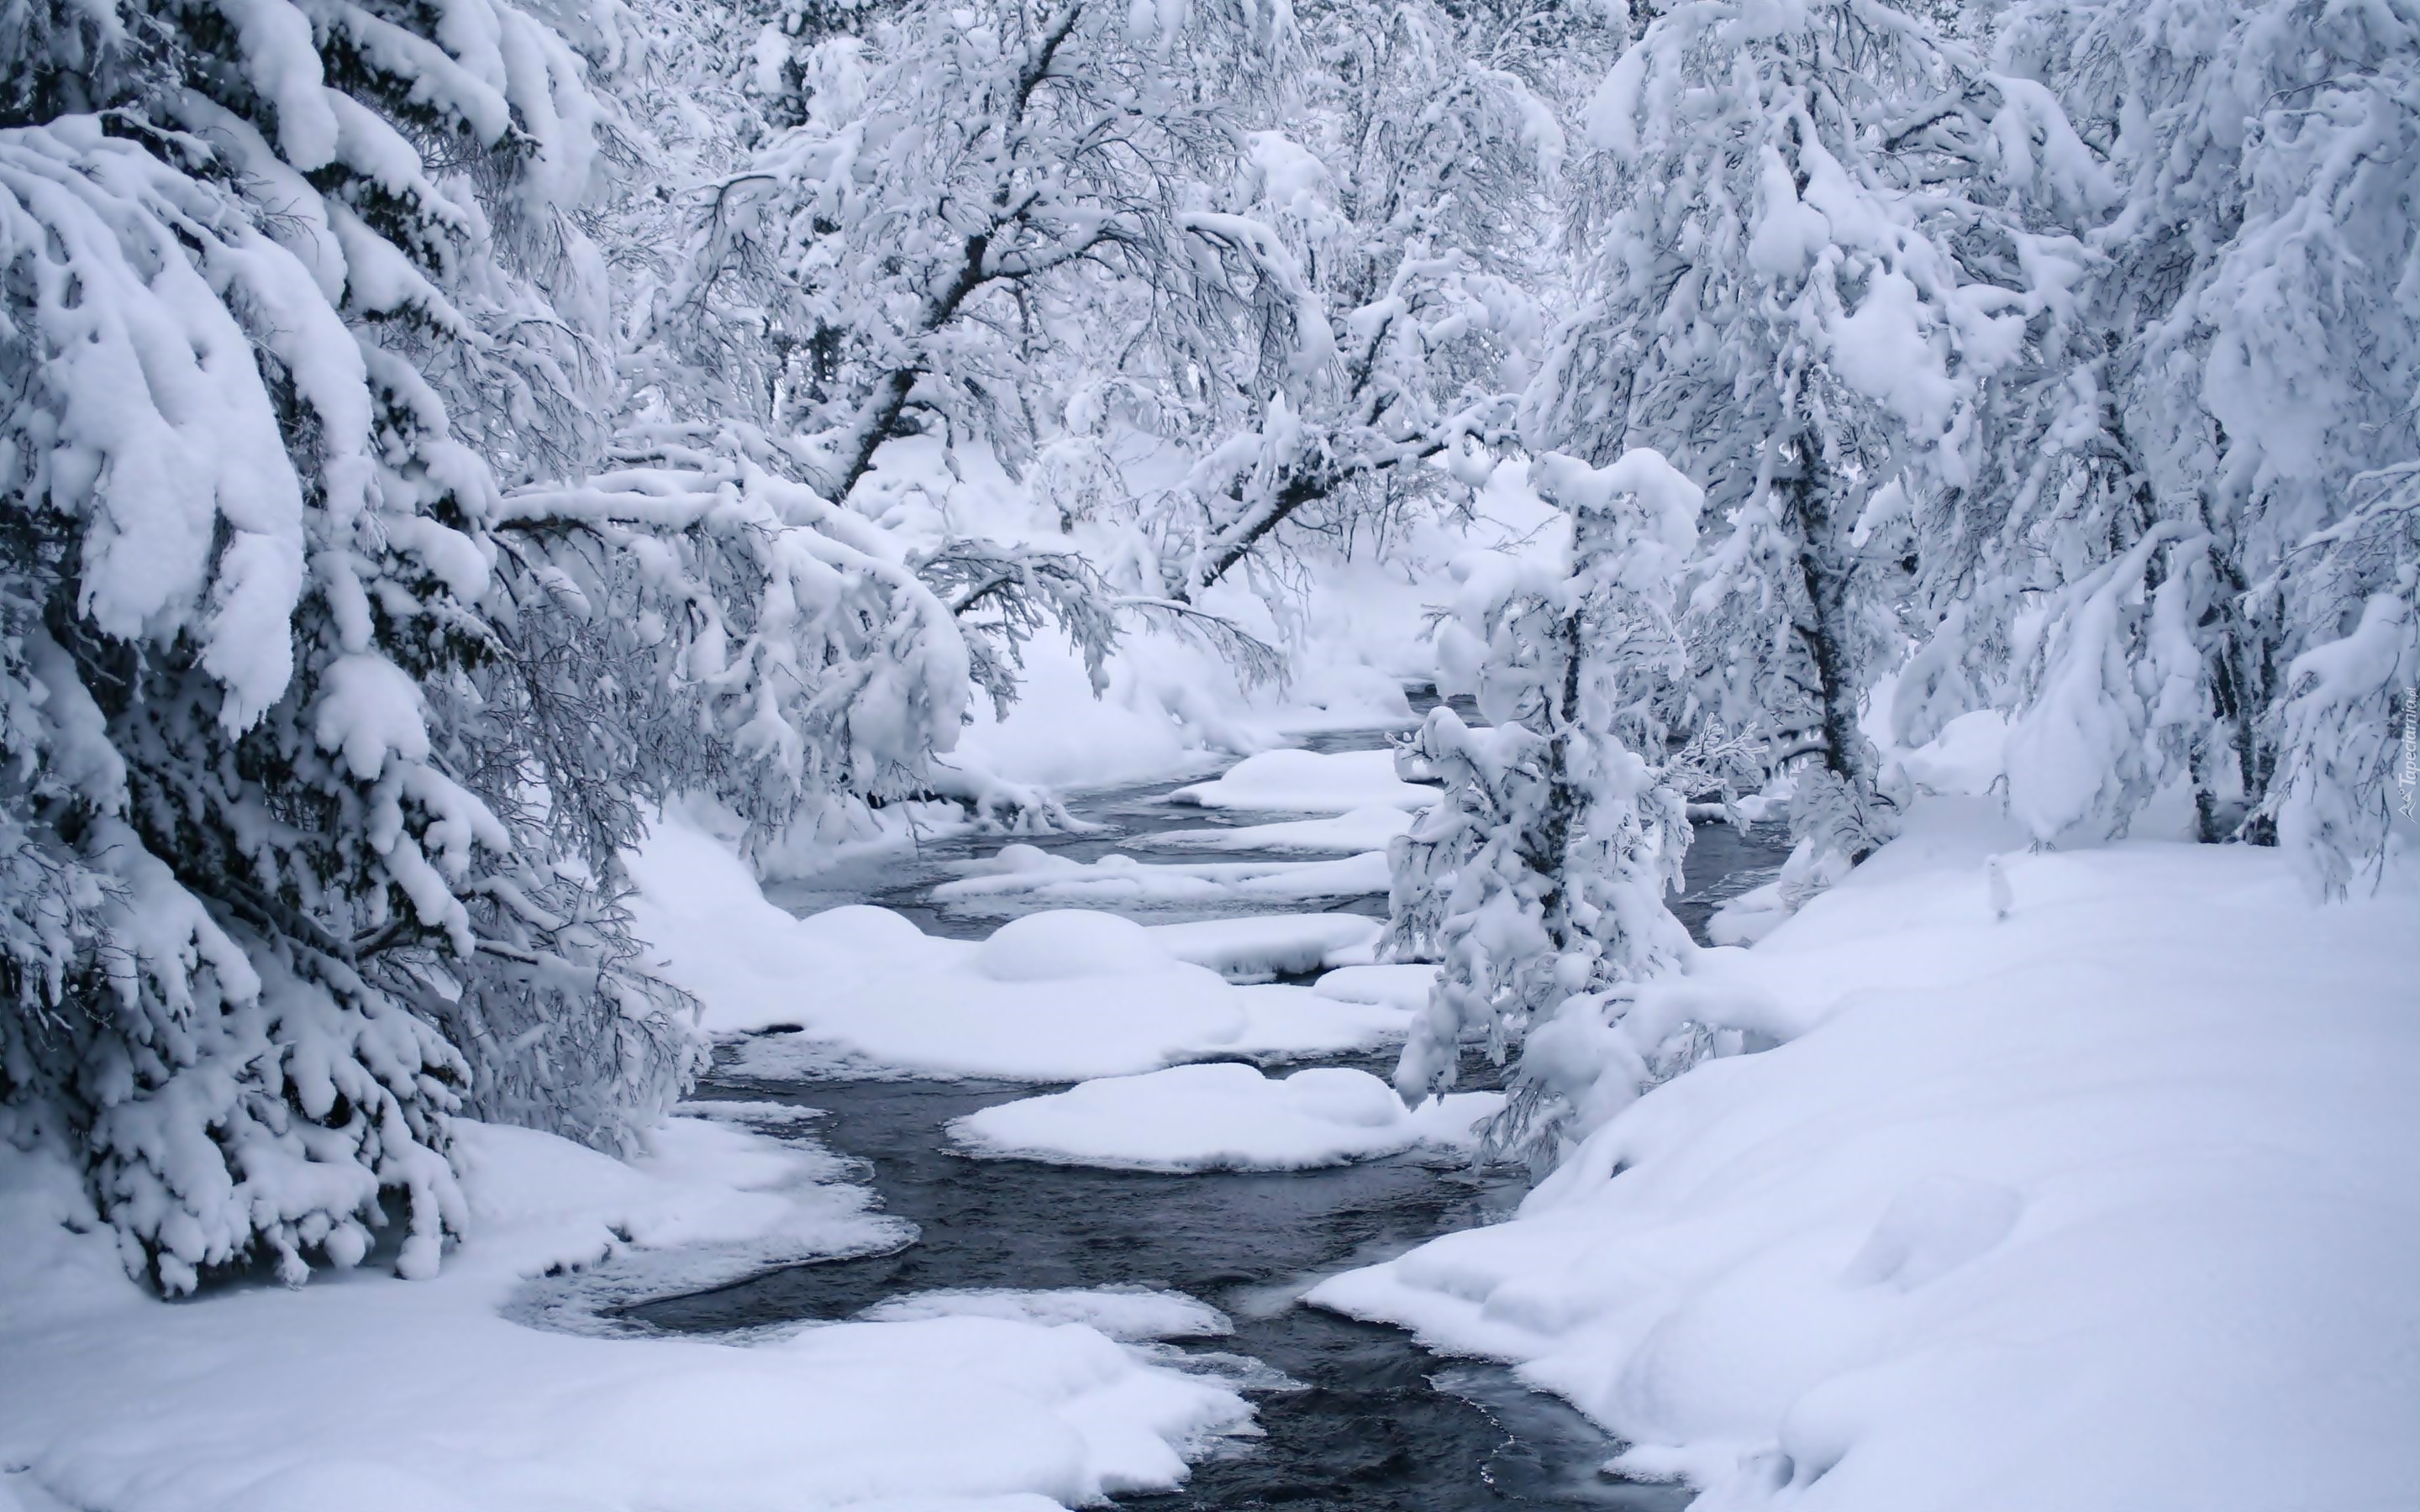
[{"left": 0, "top": 0, "right": 2414, "bottom": 1504}]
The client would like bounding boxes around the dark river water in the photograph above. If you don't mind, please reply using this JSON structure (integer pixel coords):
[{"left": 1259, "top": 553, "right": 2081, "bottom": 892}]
[{"left": 624, "top": 702, "right": 1790, "bottom": 1510}]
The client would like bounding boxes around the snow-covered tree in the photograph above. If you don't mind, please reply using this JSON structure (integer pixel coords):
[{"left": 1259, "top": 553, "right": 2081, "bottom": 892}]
[
  {"left": 1384, "top": 449, "right": 1720, "bottom": 1166},
  {"left": 1154, "top": 0, "right": 1590, "bottom": 599},
  {"left": 1975, "top": 0, "right": 2420, "bottom": 889},
  {"left": 620, "top": 0, "right": 1299, "bottom": 692},
  {"left": 650, "top": 0, "right": 1242, "bottom": 503},
  {"left": 0, "top": 7, "right": 594, "bottom": 1290},
  {"left": 0, "top": 0, "right": 989, "bottom": 1293},
  {"left": 671, "top": 0, "right": 1596, "bottom": 622},
  {"left": 560, "top": 0, "right": 1135, "bottom": 784},
  {"left": 1534, "top": 0, "right": 2100, "bottom": 880}
]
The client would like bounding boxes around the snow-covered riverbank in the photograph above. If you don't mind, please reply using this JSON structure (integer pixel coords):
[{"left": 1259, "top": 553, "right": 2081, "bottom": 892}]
[
  {"left": 1316, "top": 801, "right": 2420, "bottom": 1512},
  {"left": 4, "top": 784, "right": 2412, "bottom": 1512}
]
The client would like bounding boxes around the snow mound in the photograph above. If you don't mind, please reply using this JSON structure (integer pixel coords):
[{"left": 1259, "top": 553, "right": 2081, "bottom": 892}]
[
  {"left": 860, "top": 1287, "right": 1233, "bottom": 1341},
  {"left": 222, "top": 1461, "right": 479, "bottom": 1512},
  {"left": 625, "top": 816, "right": 1413, "bottom": 1080},
  {"left": 553, "top": 1315, "right": 1249, "bottom": 1508},
  {"left": 1167, "top": 749, "right": 1438, "bottom": 814},
  {"left": 462, "top": 1113, "right": 908, "bottom": 1300},
  {"left": 1131, "top": 806, "right": 1418, "bottom": 855},
  {"left": 1311, "top": 963, "right": 1439, "bottom": 1012},
  {"left": 951, "top": 1063, "right": 1502, "bottom": 1172},
  {"left": 1894, "top": 708, "right": 2007, "bottom": 797},
  {"left": 934, "top": 848, "right": 1390, "bottom": 911},
  {"left": 790, "top": 902, "right": 936, "bottom": 953},
  {"left": 1311, "top": 798, "right": 2420, "bottom": 1512},
  {"left": 1146, "top": 915, "right": 1381, "bottom": 981},
  {"left": 977, "top": 910, "right": 1176, "bottom": 981}
]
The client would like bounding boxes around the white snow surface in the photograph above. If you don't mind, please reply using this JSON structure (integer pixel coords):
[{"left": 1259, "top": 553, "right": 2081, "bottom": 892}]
[
  {"left": 0, "top": 1110, "right": 1252, "bottom": 1512},
  {"left": 952, "top": 1063, "right": 1503, "bottom": 1172},
  {"left": 1131, "top": 805, "right": 1418, "bottom": 854},
  {"left": 1166, "top": 748, "right": 1439, "bottom": 813},
  {"left": 1892, "top": 708, "right": 2008, "bottom": 797},
  {"left": 1712, "top": 701, "right": 2007, "bottom": 947},
  {"left": 946, "top": 576, "right": 1428, "bottom": 795},
  {"left": 1310, "top": 963, "right": 1441, "bottom": 1012},
  {"left": 933, "top": 843, "right": 1391, "bottom": 909},
  {"left": 857, "top": 1287, "right": 1233, "bottom": 1341},
  {"left": 625, "top": 816, "right": 1411, "bottom": 1079},
  {"left": 1310, "top": 799, "right": 2420, "bottom": 1512},
  {"left": 1145, "top": 914, "right": 1381, "bottom": 979}
]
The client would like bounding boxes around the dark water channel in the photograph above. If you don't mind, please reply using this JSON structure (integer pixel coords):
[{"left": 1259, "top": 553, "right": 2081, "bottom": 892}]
[
  {"left": 628, "top": 700, "right": 1790, "bottom": 1509},
  {"left": 754, "top": 722, "right": 1414, "bottom": 940}
]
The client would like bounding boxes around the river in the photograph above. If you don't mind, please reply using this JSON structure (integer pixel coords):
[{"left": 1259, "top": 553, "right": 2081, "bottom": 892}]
[{"left": 624, "top": 709, "right": 1791, "bottom": 1509}]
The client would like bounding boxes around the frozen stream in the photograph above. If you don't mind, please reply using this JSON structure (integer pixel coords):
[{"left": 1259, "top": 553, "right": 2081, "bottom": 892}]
[{"left": 626, "top": 711, "right": 1791, "bottom": 1509}]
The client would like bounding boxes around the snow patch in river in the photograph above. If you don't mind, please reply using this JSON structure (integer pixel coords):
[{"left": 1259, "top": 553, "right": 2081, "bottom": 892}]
[
  {"left": 1166, "top": 748, "right": 1438, "bottom": 814},
  {"left": 951, "top": 1063, "right": 1502, "bottom": 1172},
  {"left": 859, "top": 1286, "right": 1232, "bottom": 1341},
  {"left": 1146, "top": 914, "right": 1381, "bottom": 980},
  {"left": 1131, "top": 805, "right": 1418, "bottom": 855},
  {"left": 933, "top": 843, "right": 1391, "bottom": 911}
]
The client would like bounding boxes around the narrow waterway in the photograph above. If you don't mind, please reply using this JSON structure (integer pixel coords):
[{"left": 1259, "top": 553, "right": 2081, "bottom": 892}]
[{"left": 626, "top": 705, "right": 1791, "bottom": 1509}]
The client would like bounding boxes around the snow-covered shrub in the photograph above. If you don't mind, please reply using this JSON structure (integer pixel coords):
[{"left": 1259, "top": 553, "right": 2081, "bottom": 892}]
[
  {"left": 0, "top": 144, "right": 467, "bottom": 1287},
  {"left": 0, "top": 0, "right": 681, "bottom": 1289},
  {"left": 1384, "top": 449, "right": 1707, "bottom": 1166},
  {"left": 2260, "top": 467, "right": 2420, "bottom": 891},
  {"left": 2001, "top": 523, "right": 2213, "bottom": 845},
  {"left": 590, "top": 0, "right": 1141, "bottom": 761}
]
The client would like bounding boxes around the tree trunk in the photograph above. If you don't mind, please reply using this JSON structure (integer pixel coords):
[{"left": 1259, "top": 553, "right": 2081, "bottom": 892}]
[{"left": 1776, "top": 436, "right": 1884, "bottom": 861}]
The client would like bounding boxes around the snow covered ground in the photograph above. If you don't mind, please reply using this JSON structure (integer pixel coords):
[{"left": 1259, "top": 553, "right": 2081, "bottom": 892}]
[
  {"left": 0, "top": 1105, "right": 1256, "bottom": 1512},
  {"left": 951, "top": 1063, "right": 1502, "bottom": 1172},
  {"left": 1311, "top": 799, "right": 2420, "bottom": 1512},
  {"left": 0, "top": 797, "right": 1428, "bottom": 1512}
]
